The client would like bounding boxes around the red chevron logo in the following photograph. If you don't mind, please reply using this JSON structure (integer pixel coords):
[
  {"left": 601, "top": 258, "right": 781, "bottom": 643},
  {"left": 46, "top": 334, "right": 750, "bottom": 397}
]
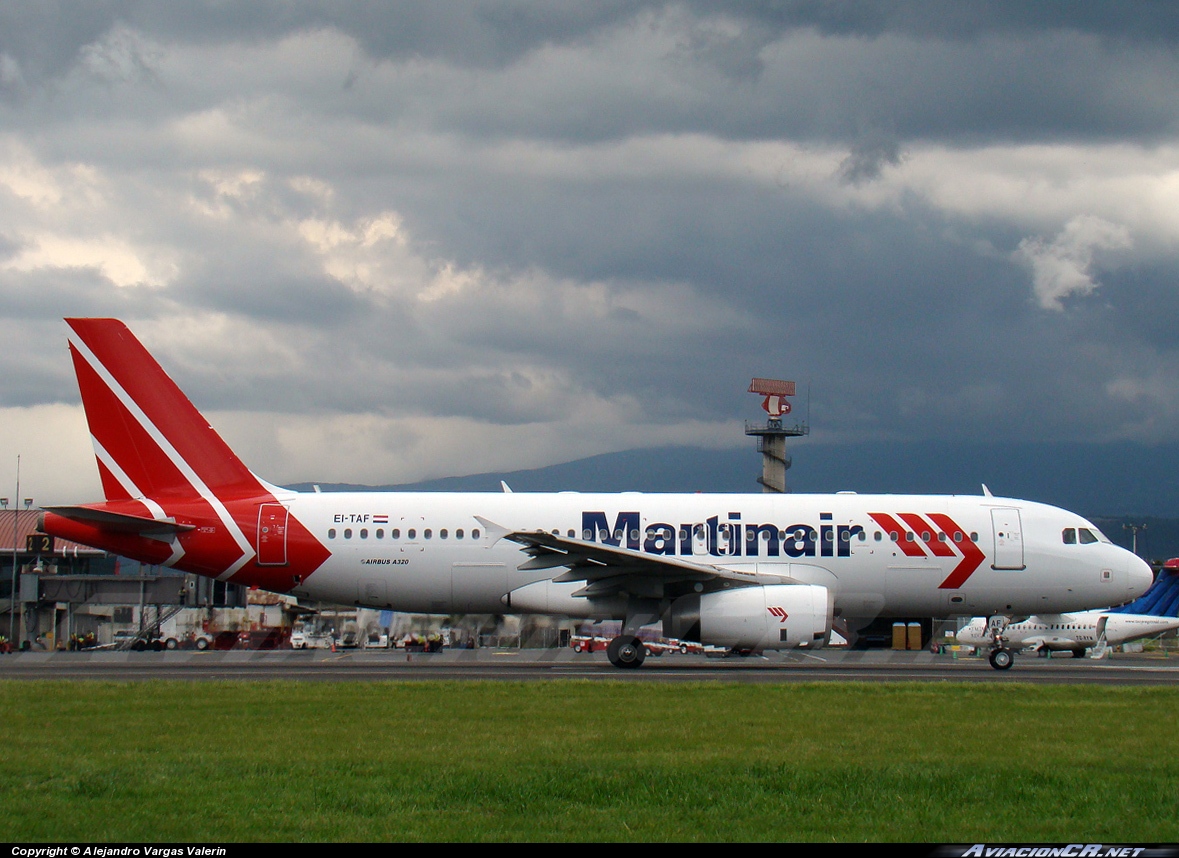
[
  {"left": 767, "top": 606, "right": 789, "bottom": 623},
  {"left": 868, "top": 512, "right": 986, "bottom": 589}
]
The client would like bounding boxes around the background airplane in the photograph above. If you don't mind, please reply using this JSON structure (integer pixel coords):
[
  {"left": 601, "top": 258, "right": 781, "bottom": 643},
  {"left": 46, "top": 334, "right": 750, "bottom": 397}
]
[
  {"left": 38, "top": 319, "right": 1154, "bottom": 668},
  {"left": 956, "top": 611, "right": 1179, "bottom": 663}
]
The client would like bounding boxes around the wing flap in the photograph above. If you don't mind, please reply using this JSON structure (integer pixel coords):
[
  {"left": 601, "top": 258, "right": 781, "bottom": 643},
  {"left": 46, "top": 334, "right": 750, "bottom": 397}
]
[{"left": 500, "top": 527, "right": 792, "bottom": 591}]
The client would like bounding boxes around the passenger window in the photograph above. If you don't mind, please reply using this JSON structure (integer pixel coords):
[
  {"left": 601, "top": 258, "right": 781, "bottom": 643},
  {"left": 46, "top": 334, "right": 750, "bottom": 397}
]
[
  {"left": 392, "top": 528, "right": 400, "bottom": 539},
  {"left": 1063, "top": 528, "right": 1076, "bottom": 544},
  {"left": 441, "top": 529, "right": 448, "bottom": 539},
  {"left": 456, "top": 529, "right": 464, "bottom": 539},
  {"left": 360, "top": 529, "right": 368, "bottom": 539},
  {"left": 344, "top": 529, "right": 352, "bottom": 539},
  {"left": 472, "top": 528, "right": 481, "bottom": 539},
  {"left": 328, "top": 528, "right": 337, "bottom": 539},
  {"left": 424, "top": 529, "right": 432, "bottom": 539},
  {"left": 408, "top": 529, "right": 416, "bottom": 539},
  {"left": 376, "top": 528, "right": 384, "bottom": 539}
]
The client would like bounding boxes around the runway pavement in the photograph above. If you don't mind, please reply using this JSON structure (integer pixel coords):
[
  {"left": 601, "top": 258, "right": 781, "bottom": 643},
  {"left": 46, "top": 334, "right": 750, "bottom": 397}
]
[{"left": 1, "top": 646, "right": 1178, "bottom": 684}]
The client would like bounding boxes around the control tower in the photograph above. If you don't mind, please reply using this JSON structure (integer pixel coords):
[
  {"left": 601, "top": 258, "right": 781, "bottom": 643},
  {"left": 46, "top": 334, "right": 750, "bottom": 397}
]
[{"left": 745, "top": 378, "right": 809, "bottom": 493}]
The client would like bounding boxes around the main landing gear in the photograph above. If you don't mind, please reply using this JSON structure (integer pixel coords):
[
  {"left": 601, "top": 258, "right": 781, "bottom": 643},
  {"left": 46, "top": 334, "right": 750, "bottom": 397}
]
[
  {"left": 986, "top": 615, "right": 1014, "bottom": 671},
  {"left": 606, "top": 635, "right": 646, "bottom": 669}
]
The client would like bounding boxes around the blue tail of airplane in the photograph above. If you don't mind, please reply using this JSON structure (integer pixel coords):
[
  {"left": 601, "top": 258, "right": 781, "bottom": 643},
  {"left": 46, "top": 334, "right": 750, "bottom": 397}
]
[{"left": 1110, "top": 559, "right": 1176, "bottom": 616}]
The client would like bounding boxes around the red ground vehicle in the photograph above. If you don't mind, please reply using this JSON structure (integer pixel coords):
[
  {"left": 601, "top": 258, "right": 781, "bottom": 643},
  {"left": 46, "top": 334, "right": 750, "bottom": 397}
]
[
  {"left": 571, "top": 633, "right": 679, "bottom": 655},
  {"left": 571, "top": 634, "right": 611, "bottom": 653}
]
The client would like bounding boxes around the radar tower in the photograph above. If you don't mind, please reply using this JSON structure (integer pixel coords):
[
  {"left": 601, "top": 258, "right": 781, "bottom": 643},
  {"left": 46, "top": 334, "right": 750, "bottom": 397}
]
[{"left": 745, "top": 378, "right": 809, "bottom": 493}]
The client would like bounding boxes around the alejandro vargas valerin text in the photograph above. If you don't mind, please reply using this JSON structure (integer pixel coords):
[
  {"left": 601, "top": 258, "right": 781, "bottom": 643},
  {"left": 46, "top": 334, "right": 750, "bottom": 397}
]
[{"left": 12, "top": 849, "right": 228, "bottom": 857}]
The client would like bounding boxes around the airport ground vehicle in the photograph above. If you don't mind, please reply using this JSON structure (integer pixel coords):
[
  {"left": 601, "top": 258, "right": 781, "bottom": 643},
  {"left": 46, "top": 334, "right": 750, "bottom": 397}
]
[
  {"left": 290, "top": 627, "right": 337, "bottom": 649},
  {"left": 40, "top": 319, "right": 1154, "bottom": 670},
  {"left": 111, "top": 627, "right": 212, "bottom": 651},
  {"left": 364, "top": 632, "right": 390, "bottom": 648}
]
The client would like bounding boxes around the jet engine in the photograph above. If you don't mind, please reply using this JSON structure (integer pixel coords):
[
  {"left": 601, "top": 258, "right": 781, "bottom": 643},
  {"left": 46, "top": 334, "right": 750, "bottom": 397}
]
[{"left": 663, "top": 584, "right": 832, "bottom": 651}]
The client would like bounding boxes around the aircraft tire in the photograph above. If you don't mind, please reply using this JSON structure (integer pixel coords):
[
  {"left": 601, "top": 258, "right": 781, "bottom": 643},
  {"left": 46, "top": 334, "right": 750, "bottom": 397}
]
[
  {"left": 607, "top": 635, "right": 646, "bottom": 669},
  {"left": 1071, "top": 648, "right": 1086, "bottom": 659},
  {"left": 989, "top": 648, "right": 1014, "bottom": 670}
]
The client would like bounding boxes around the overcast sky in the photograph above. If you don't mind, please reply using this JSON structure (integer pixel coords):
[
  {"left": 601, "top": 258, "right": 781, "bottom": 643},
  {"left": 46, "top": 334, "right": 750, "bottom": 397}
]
[{"left": 3, "top": 1, "right": 1179, "bottom": 504}]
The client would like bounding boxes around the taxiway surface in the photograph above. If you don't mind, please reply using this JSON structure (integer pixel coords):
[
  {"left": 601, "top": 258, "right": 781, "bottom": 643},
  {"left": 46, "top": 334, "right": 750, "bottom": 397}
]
[{"left": 1, "top": 647, "right": 1176, "bottom": 685}]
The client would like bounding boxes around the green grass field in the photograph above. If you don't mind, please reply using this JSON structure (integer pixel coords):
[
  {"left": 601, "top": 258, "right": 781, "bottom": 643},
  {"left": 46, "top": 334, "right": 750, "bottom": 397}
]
[{"left": 1, "top": 680, "right": 1175, "bottom": 842}]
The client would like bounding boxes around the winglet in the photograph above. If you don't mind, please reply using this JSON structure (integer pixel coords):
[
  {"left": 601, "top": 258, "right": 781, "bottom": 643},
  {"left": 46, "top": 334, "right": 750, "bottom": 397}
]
[
  {"left": 981, "top": 484, "right": 993, "bottom": 497},
  {"left": 500, "top": 481, "right": 513, "bottom": 494}
]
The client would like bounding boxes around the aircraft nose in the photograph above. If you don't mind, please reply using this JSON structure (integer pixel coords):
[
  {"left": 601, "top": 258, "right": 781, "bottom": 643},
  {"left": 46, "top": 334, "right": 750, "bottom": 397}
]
[{"left": 1127, "top": 553, "right": 1154, "bottom": 600}]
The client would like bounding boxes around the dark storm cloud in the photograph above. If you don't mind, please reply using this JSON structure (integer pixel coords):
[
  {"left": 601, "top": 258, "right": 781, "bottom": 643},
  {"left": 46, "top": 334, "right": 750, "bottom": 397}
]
[{"left": 7, "top": 2, "right": 1179, "bottom": 144}]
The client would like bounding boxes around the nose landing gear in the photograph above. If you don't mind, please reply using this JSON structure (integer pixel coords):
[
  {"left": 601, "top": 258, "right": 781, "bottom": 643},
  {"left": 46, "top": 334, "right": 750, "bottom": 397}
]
[
  {"left": 988, "top": 647, "right": 1014, "bottom": 670},
  {"left": 986, "top": 615, "right": 1015, "bottom": 670}
]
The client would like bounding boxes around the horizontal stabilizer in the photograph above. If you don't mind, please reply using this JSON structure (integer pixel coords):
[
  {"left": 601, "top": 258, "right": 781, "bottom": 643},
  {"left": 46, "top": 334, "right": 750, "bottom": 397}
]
[{"left": 42, "top": 505, "right": 195, "bottom": 536}]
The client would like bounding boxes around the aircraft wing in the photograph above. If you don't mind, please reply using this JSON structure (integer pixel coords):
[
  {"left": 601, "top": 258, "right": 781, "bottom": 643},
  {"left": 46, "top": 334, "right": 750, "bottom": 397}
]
[{"left": 479, "top": 518, "right": 791, "bottom": 599}]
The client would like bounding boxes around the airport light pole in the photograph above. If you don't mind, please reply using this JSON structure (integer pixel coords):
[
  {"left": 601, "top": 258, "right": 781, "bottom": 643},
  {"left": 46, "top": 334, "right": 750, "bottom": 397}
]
[
  {"left": 1123, "top": 522, "right": 1147, "bottom": 557},
  {"left": 8, "top": 455, "right": 18, "bottom": 643}
]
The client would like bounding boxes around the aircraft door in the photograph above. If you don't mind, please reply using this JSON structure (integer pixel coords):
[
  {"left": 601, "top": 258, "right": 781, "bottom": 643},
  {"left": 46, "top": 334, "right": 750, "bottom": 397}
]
[
  {"left": 256, "top": 503, "right": 289, "bottom": 566},
  {"left": 990, "top": 508, "right": 1025, "bottom": 570}
]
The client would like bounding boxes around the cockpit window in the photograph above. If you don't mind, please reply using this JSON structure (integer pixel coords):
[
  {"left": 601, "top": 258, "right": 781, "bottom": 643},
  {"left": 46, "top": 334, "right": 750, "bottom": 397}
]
[
  {"left": 1062, "top": 528, "right": 1076, "bottom": 544},
  {"left": 1078, "top": 528, "right": 1099, "bottom": 544}
]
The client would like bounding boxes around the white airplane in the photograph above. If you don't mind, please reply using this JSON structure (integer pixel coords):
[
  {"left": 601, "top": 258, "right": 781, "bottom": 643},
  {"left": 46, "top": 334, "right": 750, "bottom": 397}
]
[
  {"left": 39, "top": 319, "right": 1154, "bottom": 669},
  {"left": 956, "top": 611, "right": 1179, "bottom": 665}
]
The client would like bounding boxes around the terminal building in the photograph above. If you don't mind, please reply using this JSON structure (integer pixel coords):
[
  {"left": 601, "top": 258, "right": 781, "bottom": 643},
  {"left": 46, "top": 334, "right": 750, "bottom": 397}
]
[{"left": 0, "top": 508, "right": 296, "bottom": 650}]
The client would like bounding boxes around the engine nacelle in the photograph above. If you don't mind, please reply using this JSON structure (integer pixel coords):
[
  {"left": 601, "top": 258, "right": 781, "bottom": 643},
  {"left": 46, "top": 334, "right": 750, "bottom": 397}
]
[{"left": 664, "top": 584, "right": 832, "bottom": 651}]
